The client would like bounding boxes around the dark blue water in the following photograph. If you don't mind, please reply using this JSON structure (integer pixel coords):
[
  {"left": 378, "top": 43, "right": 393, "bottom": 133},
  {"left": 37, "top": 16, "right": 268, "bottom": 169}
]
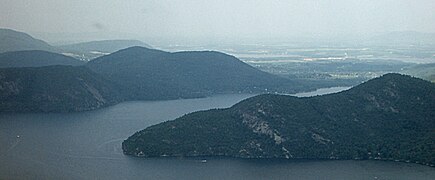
[{"left": 1, "top": 93, "right": 434, "bottom": 180}]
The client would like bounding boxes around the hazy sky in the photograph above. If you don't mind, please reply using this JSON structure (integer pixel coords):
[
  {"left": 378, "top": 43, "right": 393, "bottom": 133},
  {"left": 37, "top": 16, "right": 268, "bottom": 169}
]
[{"left": 1, "top": 0, "right": 434, "bottom": 42}]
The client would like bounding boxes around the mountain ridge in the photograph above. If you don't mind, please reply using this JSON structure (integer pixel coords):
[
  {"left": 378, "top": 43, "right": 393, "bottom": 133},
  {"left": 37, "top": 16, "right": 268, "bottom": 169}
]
[
  {"left": 0, "top": 28, "right": 57, "bottom": 53},
  {"left": 87, "top": 46, "right": 305, "bottom": 100},
  {"left": 122, "top": 73, "right": 435, "bottom": 166},
  {"left": 0, "top": 50, "right": 84, "bottom": 68}
]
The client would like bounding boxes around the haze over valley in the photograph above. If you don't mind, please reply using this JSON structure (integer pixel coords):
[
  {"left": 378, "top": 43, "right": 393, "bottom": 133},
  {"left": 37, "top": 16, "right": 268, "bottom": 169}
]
[{"left": 1, "top": 0, "right": 434, "bottom": 179}]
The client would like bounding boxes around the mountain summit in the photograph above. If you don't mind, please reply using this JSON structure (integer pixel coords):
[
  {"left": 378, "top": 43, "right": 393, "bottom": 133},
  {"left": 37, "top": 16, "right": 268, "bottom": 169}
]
[
  {"left": 0, "top": 28, "right": 56, "bottom": 53},
  {"left": 87, "top": 46, "right": 304, "bottom": 100}
]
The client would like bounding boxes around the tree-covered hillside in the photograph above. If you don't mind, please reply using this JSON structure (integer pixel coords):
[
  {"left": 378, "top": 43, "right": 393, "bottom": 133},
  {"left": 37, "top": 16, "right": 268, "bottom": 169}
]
[
  {"left": 123, "top": 73, "right": 435, "bottom": 166},
  {"left": 0, "top": 28, "right": 56, "bottom": 53},
  {"left": 87, "top": 46, "right": 305, "bottom": 100},
  {"left": 0, "top": 65, "right": 122, "bottom": 112}
]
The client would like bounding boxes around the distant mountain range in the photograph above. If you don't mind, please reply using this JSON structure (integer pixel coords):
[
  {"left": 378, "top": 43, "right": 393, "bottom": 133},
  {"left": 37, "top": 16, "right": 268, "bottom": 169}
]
[
  {"left": 0, "top": 50, "right": 84, "bottom": 68},
  {"left": 0, "top": 65, "right": 122, "bottom": 112},
  {"left": 59, "top": 40, "right": 152, "bottom": 53},
  {"left": 87, "top": 46, "right": 305, "bottom": 100},
  {"left": 122, "top": 74, "right": 435, "bottom": 166},
  {"left": 0, "top": 28, "right": 152, "bottom": 60},
  {"left": 58, "top": 40, "right": 153, "bottom": 60},
  {"left": 0, "top": 29, "right": 56, "bottom": 53},
  {"left": 1, "top": 28, "right": 432, "bottom": 114}
]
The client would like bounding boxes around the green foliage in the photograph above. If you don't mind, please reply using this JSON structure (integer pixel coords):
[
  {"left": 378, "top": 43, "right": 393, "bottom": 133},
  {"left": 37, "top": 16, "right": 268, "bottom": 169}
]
[
  {"left": 87, "top": 47, "right": 305, "bottom": 100},
  {"left": 123, "top": 74, "right": 435, "bottom": 165},
  {"left": 0, "top": 65, "right": 122, "bottom": 112},
  {"left": 0, "top": 47, "right": 309, "bottom": 112}
]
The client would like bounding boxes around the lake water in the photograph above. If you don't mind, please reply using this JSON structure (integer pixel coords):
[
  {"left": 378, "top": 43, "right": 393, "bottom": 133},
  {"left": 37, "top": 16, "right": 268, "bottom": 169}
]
[{"left": 1, "top": 91, "right": 434, "bottom": 180}]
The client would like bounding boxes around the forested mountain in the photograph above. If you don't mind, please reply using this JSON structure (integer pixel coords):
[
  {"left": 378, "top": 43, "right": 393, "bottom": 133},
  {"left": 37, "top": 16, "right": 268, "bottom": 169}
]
[
  {"left": 0, "top": 46, "right": 307, "bottom": 112},
  {"left": 87, "top": 46, "right": 305, "bottom": 100},
  {"left": 0, "top": 50, "right": 84, "bottom": 68},
  {"left": 0, "top": 28, "right": 56, "bottom": 53},
  {"left": 0, "top": 65, "right": 122, "bottom": 112},
  {"left": 123, "top": 73, "right": 435, "bottom": 166}
]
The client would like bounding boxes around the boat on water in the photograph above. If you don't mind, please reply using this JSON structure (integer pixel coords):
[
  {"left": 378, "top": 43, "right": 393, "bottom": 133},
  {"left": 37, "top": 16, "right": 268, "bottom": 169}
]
[{"left": 201, "top": 159, "right": 207, "bottom": 163}]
